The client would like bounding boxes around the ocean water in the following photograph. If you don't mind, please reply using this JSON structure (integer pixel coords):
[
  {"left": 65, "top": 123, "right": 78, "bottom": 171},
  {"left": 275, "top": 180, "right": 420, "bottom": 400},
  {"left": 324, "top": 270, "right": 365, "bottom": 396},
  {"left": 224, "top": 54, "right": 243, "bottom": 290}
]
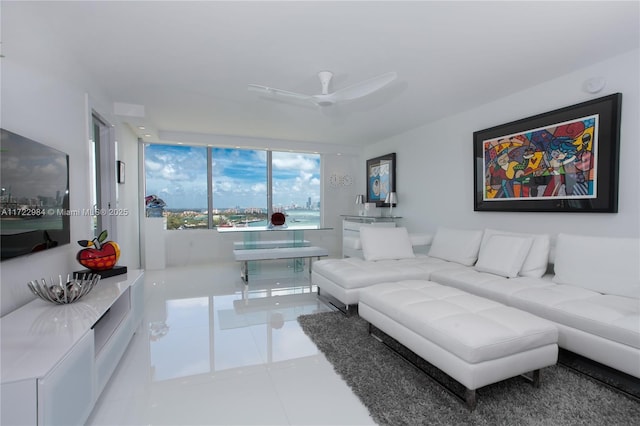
[{"left": 249, "top": 209, "right": 320, "bottom": 227}]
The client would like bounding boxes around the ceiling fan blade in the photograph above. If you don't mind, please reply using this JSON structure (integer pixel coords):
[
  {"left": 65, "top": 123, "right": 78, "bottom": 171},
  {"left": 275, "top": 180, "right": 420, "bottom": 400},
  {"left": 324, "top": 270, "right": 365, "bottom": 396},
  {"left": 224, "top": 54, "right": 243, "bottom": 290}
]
[
  {"left": 247, "top": 84, "right": 311, "bottom": 102},
  {"left": 310, "top": 94, "right": 337, "bottom": 107},
  {"left": 330, "top": 72, "right": 397, "bottom": 102}
]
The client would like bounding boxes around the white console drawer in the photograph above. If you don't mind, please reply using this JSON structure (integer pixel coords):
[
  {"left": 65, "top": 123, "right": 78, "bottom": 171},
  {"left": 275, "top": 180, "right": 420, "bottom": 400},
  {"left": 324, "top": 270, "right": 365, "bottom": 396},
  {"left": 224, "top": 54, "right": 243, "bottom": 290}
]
[
  {"left": 38, "top": 331, "right": 95, "bottom": 426},
  {"left": 343, "top": 220, "right": 396, "bottom": 232},
  {"left": 1, "top": 379, "right": 36, "bottom": 425},
  {"left": 95, "top": 314, "right": 134, "bottom": 394}
]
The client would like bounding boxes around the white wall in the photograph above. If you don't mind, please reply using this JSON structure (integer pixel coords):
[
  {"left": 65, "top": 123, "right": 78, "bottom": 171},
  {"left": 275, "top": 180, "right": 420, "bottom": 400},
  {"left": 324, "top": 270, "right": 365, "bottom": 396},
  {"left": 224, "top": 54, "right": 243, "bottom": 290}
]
[
  {"left": 1, "top": 3, "right": 141, "bottom": 316},
  {"left": 365, "top": 50, "right": 640, "bottom": 240},
  {"left": 115, "top": 128, "right": 142, "bottom": 269}
]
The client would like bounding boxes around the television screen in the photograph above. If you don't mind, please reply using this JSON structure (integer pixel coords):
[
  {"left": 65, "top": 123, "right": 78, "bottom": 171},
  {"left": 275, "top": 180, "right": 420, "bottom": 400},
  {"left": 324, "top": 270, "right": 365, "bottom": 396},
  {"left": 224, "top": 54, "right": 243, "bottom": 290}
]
[{"left": 1, "top": 128, "right": 70, "bottom": 260}]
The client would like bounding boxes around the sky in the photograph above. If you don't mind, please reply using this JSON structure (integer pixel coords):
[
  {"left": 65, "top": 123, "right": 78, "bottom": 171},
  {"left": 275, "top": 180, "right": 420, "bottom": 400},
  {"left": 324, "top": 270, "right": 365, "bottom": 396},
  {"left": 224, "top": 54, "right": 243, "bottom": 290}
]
[{"left": 144, "top": 144, "right": 320, "bottom": 210}]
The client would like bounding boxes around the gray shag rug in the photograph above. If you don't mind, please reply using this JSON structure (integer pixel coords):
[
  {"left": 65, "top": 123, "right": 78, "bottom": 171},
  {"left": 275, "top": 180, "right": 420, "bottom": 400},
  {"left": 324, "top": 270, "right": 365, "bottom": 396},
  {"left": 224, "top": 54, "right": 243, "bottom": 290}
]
[{"left": 298, "top": 311, "right": 640, "bottom": 426}]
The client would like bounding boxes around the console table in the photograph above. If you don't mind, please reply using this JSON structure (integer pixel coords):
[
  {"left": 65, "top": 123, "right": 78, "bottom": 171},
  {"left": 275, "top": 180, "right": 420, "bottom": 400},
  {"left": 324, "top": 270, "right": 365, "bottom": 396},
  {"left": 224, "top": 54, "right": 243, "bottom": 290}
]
[
  {"left": 218, "top": 226, "right": 331, "bottom": 281},
  {"left": 341, "top": 215, "right": 402, "bottom": 258},
  {"left": 1, "top": 270, "right": 144, "bottom": 425}
]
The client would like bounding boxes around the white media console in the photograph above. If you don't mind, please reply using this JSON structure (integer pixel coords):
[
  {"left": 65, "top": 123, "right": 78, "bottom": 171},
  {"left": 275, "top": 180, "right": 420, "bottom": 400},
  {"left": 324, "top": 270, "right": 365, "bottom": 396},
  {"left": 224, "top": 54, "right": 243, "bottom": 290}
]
[{"left": 1, "top": 269, "right": 144, "bottom": 425}]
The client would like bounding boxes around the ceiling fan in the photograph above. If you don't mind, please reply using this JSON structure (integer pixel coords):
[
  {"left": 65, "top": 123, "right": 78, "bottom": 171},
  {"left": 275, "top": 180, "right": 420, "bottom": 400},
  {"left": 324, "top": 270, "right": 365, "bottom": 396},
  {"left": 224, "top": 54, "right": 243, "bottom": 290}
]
[{"left": 248, "top": 71, "right": 397, "bottom": 107}]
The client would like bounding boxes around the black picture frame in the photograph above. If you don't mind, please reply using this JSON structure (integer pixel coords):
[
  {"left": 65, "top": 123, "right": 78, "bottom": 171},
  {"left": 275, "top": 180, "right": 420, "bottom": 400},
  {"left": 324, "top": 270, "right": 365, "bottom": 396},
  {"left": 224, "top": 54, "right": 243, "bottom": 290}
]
[
  {"left": 473, "top": 93, "right": 621, "bottom": 213},
  {"left": 366, "top": 153, "right": 396, "bottom": 207}
]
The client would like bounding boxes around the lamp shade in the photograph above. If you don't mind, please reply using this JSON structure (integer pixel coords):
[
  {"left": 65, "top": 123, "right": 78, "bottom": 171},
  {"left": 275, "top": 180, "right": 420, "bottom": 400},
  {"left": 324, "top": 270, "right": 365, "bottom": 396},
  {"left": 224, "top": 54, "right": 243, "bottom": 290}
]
[
  {"left": 385, "top": 192, "right": 397, "bottom": 204},
  {"left": 355, "top": 194, "right": 365, "bottom": 204}
]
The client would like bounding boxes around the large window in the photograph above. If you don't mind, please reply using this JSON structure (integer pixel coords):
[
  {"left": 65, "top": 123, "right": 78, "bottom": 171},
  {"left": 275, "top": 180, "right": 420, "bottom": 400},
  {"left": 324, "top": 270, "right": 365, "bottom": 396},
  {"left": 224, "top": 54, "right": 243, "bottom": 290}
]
[
  {"left": 144, "top": 144, "right": 209, "bottom": 229},
  {"left": 211, "top": 148, "right": 267, "bottom": 227},
  {"left": 272, "top": 151, "right": 321, "bottom": 225},
  {"left": 144, "top": 144, "right": 320, "bottom": 229}
]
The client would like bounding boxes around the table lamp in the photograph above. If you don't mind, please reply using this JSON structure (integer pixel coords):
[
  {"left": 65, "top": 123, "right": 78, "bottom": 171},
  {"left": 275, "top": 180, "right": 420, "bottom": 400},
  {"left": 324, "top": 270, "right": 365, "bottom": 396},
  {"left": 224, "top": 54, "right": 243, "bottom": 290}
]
[
  {"left": 385, "top": 192, "right": 397, "bottom": 217},
  {"left": 355, "top": 194, "right": 365, "bottom": 216}
]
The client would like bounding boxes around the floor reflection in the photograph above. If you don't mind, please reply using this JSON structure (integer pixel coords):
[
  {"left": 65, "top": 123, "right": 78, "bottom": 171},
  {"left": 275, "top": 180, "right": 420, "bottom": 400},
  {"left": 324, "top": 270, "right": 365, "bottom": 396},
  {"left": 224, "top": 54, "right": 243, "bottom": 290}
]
[{"left": 147, "top": 264, "right": 330, "bottom": 383}]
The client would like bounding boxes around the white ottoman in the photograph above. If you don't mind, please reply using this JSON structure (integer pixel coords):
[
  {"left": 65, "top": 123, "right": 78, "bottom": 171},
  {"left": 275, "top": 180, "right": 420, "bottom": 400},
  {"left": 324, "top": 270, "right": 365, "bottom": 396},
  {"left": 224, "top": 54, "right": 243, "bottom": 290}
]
[{"left": 359, "top": 280, "right": 558, "bottom": 409}]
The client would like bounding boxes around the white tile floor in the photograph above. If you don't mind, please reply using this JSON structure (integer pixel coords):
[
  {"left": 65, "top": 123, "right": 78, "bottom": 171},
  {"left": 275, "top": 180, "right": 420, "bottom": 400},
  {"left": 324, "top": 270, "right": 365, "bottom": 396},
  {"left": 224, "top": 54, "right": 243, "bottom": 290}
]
[{"left": 86, "top": 261, "right": 375, "bottom": 425}]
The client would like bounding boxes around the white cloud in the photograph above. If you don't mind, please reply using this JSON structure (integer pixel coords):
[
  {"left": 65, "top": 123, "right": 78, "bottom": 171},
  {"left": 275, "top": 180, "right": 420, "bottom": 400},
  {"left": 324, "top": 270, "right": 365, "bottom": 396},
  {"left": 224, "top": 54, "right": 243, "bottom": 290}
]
[
  {"left": 251, "top": 182, "right": 267, "bottom": 193},
  {"left": 145, "top": 159, "right": 163, "bottom": 171},
  {"left": 272, "top": 153, "right": 317, "bottom": 172}
]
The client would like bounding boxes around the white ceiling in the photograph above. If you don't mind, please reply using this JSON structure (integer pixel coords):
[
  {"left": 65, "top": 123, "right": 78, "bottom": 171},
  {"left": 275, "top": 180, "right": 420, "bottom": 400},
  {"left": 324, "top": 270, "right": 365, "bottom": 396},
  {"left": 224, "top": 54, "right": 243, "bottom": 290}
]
[{"left": 14, "top": 1, "right": 640, "bottom": 147}]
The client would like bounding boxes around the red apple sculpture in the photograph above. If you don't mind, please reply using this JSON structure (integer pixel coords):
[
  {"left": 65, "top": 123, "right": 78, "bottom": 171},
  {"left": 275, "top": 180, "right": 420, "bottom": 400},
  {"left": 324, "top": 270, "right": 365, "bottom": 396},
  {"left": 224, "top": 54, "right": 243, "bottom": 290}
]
[{"left": 77, "top": 230, "right": 121, "bottom": 271}]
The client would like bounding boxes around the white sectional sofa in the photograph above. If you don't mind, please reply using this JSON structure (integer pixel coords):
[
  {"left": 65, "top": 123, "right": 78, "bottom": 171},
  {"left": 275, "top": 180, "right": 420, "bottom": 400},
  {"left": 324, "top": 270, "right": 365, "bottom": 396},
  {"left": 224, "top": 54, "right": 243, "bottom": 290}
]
[{"left": 311, "top": 226, "right": 640, "bottom": 380}]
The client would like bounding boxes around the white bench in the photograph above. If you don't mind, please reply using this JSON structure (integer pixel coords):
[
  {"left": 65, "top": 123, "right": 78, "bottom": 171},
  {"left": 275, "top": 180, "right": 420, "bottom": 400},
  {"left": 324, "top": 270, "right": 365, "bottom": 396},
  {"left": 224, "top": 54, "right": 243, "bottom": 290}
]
[
  {"left": 359, "top": 280, "right": 558, "bottom": 410},
  {"left": 233, "top": 246, "right": 329, "bottom": 282}
]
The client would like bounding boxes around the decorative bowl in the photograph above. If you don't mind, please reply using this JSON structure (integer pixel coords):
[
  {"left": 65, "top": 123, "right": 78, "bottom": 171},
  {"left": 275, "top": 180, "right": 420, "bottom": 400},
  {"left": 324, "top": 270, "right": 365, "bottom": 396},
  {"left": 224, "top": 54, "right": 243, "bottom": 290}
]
[{"left": 27, "top": 273, "right": 101, "bottom": 304}]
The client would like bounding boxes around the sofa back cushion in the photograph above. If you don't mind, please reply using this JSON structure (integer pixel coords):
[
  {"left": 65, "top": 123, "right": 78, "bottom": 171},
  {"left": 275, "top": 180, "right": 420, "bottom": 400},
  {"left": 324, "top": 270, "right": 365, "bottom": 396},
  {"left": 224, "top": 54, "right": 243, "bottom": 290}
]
[
  {"left": 481, "top": 229, "right": 551, "bottom": 278},
  {"left": 360, "top": 226, "right": 415, "bottom": 261},
  {"left": 428, "top": 227, "right": 483, "bottom": 266},
  {"left": 475, "top": 234, "right": 534, "bottom": 278},
  {"left": 553, "top": 233, "right": 640, "bottom": 298}
]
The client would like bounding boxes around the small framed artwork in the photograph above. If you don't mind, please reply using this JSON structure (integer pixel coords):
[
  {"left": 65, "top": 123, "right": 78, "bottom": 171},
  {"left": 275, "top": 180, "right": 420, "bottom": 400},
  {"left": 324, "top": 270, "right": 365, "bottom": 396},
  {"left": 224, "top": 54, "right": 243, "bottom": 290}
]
[
  {"left": 366, "top": 153, "right": 396, "bottom": 206},
  {"left": 474, "top": 93, "right": 621, "bottom": 213},
  {"left": 117, "top": 160, "right": 125, "bottom": 184}
]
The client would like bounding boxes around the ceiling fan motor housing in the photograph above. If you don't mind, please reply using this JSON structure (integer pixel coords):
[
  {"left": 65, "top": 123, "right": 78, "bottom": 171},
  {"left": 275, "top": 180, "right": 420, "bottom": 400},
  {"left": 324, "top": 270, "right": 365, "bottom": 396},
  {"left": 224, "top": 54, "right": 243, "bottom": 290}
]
[{"left": 318, "top": 71, "right": 333, "bottom": 95}]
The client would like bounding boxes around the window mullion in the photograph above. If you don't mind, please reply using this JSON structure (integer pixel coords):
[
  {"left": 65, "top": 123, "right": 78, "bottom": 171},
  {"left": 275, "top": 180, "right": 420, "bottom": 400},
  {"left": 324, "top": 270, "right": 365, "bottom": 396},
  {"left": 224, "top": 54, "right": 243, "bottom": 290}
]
[
  {"left": 207, "top": 147, "right": 214, "bottom": 228},
  {"left": 267, "top": 150, "right": 273, "bottom": 219}
]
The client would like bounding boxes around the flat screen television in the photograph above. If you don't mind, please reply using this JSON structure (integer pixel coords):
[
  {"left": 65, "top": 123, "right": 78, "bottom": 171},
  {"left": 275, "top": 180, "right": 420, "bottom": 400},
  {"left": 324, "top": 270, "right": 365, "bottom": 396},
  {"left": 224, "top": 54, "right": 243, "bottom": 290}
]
[{"left": 1, "top": 128, "right": 70, "bottom": 260}]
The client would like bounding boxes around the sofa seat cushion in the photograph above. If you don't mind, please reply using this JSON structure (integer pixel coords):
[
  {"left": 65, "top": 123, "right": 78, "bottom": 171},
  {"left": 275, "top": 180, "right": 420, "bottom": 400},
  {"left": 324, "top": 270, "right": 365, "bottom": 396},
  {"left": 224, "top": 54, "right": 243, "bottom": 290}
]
[
  {"left": 508, "top": 286, "right": 640, "bottom": 349},
  {"left": 430, "top": 270, "right": 555, "bottom": 305},
  {"left": 359, "top": 280, "right": 558, "bottom": 364},
  {"left": 312, "top": 256, "right": 465, "bottom": 290},
  {"left": 429, "top": 268, "right": 509, "bottom": 302}
]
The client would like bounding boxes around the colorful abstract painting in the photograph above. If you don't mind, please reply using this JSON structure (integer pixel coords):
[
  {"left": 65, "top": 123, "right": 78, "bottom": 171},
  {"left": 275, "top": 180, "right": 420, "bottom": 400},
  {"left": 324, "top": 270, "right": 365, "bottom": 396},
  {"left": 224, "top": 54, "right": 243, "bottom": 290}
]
[
  {"left": 482, "top": 115, "right": 598, "bottom": 201},
  {"left": 474, "top": 93, "right": 621, "bottom": 213}
]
